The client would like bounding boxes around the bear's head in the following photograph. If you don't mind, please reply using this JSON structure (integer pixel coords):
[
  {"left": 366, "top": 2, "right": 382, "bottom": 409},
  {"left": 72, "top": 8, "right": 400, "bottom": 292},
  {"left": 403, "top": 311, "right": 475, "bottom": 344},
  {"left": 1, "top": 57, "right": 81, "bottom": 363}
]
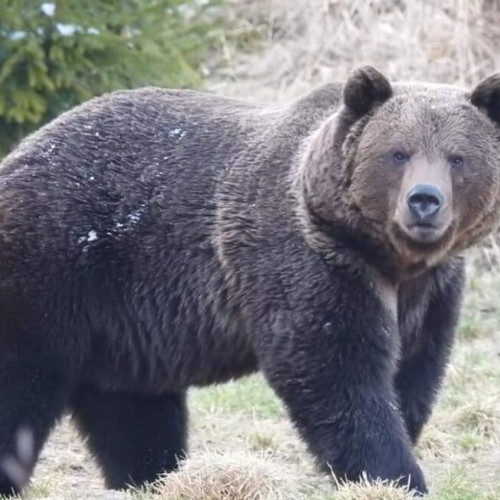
[{"left": 298, "top": 66, "right": 500, "bottom": 276}]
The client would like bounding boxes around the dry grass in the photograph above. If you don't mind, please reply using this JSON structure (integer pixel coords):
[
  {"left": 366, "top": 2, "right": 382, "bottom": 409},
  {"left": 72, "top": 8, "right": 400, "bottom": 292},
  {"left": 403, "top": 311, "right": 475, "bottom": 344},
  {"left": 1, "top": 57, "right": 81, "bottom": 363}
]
[
  {"left": 213, "top": 0, "right": 500, "bottom": 101},
  {"left": 150, "top": 458, "right": 416, "bottom": 500},
  {"left": 332, "top": 478, "right": 415, "bottom": 500},
  {"left": 150, "top": 451, "right": 303, "bottom": 500}
]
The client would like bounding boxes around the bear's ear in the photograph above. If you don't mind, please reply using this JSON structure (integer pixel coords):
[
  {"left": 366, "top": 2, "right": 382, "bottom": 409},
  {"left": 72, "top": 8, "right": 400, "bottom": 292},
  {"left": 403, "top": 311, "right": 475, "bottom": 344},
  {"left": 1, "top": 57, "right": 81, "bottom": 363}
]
[
  {"left": 470, "top": 73, "right": 500, "bottom": 125},
  {"left": 343, "top": 66, "right": 392, "bottom": 117}
]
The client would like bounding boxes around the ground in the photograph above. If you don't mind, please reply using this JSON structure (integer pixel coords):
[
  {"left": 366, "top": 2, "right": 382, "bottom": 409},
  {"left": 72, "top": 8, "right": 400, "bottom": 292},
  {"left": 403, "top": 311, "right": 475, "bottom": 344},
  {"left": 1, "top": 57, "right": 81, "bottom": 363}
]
[{"left": 10, "top": 0, "right": 500, "bottom": 498}]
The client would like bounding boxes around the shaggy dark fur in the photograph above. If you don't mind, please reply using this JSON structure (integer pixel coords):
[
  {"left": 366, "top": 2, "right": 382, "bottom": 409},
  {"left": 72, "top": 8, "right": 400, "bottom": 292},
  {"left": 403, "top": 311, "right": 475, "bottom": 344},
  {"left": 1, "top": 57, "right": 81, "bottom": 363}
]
[{"left": 0, "top": 67, "right": 499, "bottom": 496}]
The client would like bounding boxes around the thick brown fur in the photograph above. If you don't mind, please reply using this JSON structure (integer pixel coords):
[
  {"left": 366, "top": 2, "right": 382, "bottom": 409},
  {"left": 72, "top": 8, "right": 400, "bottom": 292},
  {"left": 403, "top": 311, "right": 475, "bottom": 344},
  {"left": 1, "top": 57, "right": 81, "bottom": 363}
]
[{"left": 0, "top": 67, "right": 499, "bottom": 496}]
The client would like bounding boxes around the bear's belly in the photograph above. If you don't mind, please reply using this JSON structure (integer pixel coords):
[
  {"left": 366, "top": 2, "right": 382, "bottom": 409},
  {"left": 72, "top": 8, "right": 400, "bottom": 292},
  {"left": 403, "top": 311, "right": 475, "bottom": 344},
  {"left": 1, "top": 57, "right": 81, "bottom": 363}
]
[
  {"left": 80, "top": 290, "right": 259, "bottom": 393},
  {"left": 84, "top": 348, "right": 259, "bottom": 393}
]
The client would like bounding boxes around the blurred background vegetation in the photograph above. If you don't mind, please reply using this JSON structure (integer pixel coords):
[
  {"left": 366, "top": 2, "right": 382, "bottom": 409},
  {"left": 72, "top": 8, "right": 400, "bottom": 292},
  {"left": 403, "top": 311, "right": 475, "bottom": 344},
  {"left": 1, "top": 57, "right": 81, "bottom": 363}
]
[
  {"left": 0, "top": 0, "right": 232, "bottom": 156},
  {"left": 2, "top": 0, "right": 500, "bottom": 159}
]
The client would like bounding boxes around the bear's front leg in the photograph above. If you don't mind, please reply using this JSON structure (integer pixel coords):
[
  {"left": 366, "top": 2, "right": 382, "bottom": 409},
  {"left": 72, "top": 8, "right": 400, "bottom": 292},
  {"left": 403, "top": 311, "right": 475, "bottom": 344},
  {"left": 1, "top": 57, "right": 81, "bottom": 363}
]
[{"left": 256, "top": 271, "right": 427, "bottom": 495}]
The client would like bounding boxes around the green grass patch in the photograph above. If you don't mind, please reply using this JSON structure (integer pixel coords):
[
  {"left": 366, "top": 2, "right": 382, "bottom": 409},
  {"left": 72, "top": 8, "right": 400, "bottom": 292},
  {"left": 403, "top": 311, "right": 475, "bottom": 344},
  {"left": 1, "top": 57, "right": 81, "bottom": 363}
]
[
  {"left": 189, "top": 375, "right": 285, "bottom": 419},
  {"left": 432, "top": 474, "right": 499, "bottom": 500}
]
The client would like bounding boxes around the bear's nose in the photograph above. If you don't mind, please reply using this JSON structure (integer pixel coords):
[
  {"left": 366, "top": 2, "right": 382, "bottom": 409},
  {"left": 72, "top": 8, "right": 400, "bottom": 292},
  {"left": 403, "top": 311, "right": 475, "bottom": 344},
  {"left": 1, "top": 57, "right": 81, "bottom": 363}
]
[{"left": 407, "top": 184, "right": 444, "bottom": 223}]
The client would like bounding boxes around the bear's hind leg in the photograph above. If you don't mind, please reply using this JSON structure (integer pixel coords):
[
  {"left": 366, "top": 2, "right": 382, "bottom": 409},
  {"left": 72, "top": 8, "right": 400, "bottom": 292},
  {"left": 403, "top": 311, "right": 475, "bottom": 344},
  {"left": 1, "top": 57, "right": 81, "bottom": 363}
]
[
  {"left": 0, "top": 358, "right": 69, "bottom": 497},
  {"left": 71, "top": 388, "right": 187, "bottom": 490}
]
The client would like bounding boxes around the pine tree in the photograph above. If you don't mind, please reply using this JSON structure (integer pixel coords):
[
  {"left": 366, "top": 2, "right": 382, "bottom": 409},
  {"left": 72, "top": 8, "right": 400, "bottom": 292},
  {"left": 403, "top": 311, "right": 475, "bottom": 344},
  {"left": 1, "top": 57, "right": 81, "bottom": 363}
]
[{"left": 0, "top": 0, "right": 223, "bottom": 156}]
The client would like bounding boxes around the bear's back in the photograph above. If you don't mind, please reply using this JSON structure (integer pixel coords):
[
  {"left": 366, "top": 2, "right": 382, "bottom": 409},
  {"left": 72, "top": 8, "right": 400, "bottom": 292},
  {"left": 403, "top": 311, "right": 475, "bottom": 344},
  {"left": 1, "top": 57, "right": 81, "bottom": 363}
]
[{"left": 0, "top": 84, "right": 343, "bottom": 268}]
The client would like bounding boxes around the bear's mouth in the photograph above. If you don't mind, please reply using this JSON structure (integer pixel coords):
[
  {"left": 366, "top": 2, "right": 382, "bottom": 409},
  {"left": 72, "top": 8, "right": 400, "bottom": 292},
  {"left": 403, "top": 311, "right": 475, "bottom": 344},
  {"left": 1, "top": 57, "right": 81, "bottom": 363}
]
[
  {"left": 407, "top": 222, "right": 445, "bottom": 244},
  {"left": 391, "top": 219, "right": 453, "bottom": 255},
  {"left": 392, "top": 201, "right": 453, "bottom": 248}
]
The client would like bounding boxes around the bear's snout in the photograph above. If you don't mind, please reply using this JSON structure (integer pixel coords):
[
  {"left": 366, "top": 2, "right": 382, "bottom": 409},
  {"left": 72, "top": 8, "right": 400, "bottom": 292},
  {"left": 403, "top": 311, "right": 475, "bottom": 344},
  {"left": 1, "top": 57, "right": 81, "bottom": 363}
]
[
  {"left": 393, "top": 157, "right": 454, "bottom": 248},
  {"left": 407, "top": 184, "right": 444, "bottom": 223}
]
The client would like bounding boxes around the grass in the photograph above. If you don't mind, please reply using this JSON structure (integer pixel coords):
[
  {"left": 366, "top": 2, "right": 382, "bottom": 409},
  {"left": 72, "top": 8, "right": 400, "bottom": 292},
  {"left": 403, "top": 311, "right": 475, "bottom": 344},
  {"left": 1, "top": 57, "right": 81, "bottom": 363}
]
[{"left": 190, "top": 376, "right": 285, "bottom": 420}]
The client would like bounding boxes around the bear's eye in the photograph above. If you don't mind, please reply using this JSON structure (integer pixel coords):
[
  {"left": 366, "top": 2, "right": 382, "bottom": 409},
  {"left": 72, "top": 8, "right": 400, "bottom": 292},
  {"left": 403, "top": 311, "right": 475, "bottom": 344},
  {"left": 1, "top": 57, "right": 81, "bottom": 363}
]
[
  {"left": 392, "top": 151, "right": 410, "bottom": 165},
  {"left": 449, "top": 155, "right": 464, "bottom": 168}
]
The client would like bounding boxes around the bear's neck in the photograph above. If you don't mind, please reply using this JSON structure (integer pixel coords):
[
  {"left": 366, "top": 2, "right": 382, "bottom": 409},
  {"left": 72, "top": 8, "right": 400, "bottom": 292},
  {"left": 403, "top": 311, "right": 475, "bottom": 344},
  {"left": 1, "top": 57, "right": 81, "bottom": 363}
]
[{"left": 297, "top": 197, "right": 430, "bottom": 283}]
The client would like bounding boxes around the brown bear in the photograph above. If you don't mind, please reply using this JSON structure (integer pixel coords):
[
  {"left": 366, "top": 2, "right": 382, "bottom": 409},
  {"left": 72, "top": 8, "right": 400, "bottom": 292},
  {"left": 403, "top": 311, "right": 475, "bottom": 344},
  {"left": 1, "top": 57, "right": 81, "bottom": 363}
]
[{"left": 0, "top": 66, "right": 499, "bottom": 497}]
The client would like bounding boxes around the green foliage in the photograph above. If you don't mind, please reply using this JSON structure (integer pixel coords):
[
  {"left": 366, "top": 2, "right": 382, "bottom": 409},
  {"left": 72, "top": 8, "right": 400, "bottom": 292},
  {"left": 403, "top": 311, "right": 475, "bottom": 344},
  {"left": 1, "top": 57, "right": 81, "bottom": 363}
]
[{"left": 0, "top": 0, "right": 224, "bottom": 156}]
